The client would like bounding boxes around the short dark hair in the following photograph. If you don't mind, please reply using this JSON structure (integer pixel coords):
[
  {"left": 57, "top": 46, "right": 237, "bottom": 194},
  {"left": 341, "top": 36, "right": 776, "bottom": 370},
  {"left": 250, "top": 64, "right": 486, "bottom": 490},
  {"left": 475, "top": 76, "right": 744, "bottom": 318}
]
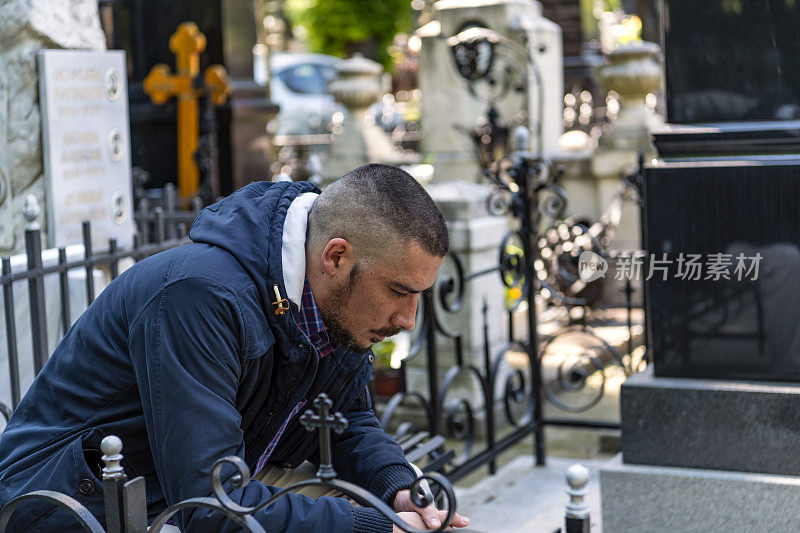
[{"left": 308, "top": 164, "right": 449, "bottom": 260}]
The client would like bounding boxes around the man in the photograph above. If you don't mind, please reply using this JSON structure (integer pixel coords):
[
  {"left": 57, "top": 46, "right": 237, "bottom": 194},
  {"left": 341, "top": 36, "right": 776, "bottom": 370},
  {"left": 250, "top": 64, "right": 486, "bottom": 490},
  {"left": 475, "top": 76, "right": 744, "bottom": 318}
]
[{"left": 0, "top": 164, "right": 469, "bottom": 532}]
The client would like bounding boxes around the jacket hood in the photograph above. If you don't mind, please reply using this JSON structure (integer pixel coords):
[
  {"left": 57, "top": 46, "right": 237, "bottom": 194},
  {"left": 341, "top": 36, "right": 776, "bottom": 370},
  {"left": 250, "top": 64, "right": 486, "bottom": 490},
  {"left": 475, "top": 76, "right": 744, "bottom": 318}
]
[{"left": 188, "top": 180, "right": 320, "bottom": 309}]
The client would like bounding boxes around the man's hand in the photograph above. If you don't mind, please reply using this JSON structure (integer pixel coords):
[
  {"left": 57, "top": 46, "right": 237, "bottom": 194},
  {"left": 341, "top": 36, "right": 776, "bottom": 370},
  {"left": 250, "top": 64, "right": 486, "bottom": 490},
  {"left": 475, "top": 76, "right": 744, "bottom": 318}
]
[
  {"left": 393, "top": 511, "right": 453, "bottom": 532},
  {"left": 392, "top": 489, "right": 469, "bottom": 530}
]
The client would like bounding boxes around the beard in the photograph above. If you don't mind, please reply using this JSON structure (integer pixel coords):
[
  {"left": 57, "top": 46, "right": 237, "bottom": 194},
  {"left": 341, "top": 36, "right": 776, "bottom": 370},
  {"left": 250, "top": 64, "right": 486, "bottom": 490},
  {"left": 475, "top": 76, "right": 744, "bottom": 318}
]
[
  {"left": 317, "top": 262, "right": 403, "bottom": 353},
  {"left": 318, "top": 262, "right": 371, "bottom": 352},
  {"left": 318, "top": 262, "right": 403, "bottom": 352}
]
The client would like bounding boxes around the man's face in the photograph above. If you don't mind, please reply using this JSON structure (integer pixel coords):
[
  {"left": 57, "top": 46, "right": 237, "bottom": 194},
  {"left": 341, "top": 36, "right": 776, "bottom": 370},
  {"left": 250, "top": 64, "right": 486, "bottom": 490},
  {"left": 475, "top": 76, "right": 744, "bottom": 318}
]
[{"left": 317, "top": 242, "right": 444, "bottom": 352}]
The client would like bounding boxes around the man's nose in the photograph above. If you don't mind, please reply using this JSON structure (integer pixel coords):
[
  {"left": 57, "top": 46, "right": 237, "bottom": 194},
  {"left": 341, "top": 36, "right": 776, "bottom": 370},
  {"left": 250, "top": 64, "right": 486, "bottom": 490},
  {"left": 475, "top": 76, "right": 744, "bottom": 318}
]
[{"left": 391, "top": 295, "right": 418, "bottom": 331}]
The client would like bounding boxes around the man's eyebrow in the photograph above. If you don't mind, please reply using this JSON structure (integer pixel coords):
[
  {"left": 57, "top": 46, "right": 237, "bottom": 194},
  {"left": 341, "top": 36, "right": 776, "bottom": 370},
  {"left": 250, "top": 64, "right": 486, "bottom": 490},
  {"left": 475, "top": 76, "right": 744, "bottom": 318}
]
[{"left": 392, "top": 281, "right": 434, "bottom": 294}]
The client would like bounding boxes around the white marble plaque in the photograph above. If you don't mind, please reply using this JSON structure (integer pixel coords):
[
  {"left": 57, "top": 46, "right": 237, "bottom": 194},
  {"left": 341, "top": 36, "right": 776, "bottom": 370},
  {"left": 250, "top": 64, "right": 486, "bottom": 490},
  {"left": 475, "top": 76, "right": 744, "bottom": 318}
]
[{"left": 38, "top": 50, "right": 133, "bottom": 249}]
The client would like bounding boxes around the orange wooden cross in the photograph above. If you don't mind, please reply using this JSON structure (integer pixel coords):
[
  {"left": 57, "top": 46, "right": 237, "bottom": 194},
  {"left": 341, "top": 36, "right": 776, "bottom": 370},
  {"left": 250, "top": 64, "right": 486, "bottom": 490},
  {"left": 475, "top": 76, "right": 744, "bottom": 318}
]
[{"left": 143, "top": 22, "right": 232, "bottom": 198}]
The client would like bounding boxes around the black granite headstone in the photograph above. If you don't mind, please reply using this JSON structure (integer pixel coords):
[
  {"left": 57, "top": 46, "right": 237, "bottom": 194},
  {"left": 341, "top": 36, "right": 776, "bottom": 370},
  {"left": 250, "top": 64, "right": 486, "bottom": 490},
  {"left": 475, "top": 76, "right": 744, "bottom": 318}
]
[
  {"left": 663, "top": 0, "right": 800, "bottom": 124},
  {"left": 615, "top": 0, "right": 800, "bottom": 495},
  {"left": 644, "top": 1, "right": 800, "bottom": 381},
  {"left": 644, "top": 159, "right": 800, "bottom": 381}
]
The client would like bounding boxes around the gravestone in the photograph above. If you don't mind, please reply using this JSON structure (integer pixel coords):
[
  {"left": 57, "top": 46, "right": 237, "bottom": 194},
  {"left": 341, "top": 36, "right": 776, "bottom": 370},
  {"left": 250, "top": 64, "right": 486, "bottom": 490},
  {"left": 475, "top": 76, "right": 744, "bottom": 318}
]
[
  {"left": 38, "top": 50, "right": 134, "bottom": 249},
  {"left": 0, "top": 0, "right": 106, "bottom": 254},
  {"left": 416, "top": 0, "right": 563, "bottom": 182},
  {"left": 600, "top": 1, "right": 800, "bottom": 530},
  {"left": 109, "top": 0, "right": 277, "bottom": 195}
]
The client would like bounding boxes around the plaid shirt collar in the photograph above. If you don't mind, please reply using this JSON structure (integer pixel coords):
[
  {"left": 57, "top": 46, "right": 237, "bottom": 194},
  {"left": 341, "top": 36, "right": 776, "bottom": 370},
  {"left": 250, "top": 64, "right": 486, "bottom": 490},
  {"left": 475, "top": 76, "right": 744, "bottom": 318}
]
[{"left": 297, "top": 277, "right": 338, "bottom": 358}]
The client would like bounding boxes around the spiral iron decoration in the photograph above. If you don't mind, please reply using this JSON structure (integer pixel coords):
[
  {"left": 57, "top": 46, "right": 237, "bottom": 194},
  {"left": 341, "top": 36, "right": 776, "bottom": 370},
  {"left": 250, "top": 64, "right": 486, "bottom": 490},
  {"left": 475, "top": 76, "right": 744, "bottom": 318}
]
[
  {"left": 0, "top": 394, "right": 459, "bottom": 533},
  {"left": 195, "top": 393, "right": 459, "bottom": 532},
  {"left": 499, "top": 232, "right": 526, "bottom": 290},
  {"left": 437, "top": 252, "right": 465, "bottom": 314},
  {"left": 0, "top": 491, "right": 106, "bottom": 532},
  {"left": 439, "top": 364, "right": 485, "bottom": 465},
  {"left": 489, "top": 342, "right": 536, "bottom": 428},
  {"left": 380, "top": 391, "right": 435, "bottom": 438},
  {"left": 536, "top": 183, "right": 568, "bottom": 222},
  {"left": 0, "top": 402, "right": 11, "bottom": 424},
  {"left": 538, "top": 327, "right": 624, "bottom": 413},
  {"left": 537, "top": 219, "right": 604, "bottom": 307}
]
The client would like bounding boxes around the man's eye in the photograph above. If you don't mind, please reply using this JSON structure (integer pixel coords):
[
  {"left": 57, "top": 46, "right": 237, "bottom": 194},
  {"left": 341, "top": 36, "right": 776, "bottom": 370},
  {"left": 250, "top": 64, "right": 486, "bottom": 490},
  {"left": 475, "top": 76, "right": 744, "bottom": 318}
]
[{"left": 391, "top": 289, "right": 407, "bottom": 297}]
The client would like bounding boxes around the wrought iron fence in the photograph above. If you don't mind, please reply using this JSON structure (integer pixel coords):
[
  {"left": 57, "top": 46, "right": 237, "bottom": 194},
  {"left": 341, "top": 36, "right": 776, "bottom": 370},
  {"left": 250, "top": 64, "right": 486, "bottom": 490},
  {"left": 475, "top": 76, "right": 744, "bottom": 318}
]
[
  {"left": 0, "top": 393, "right": 459, "bottom": 532},
  {"left": 0, "top": 196, "right": 196, "bottom": 418},
  {"left": 376, "top": 127, "right": 645, "bottom": 484},
  {"left": 0, "top": 133, "right": 645, "bottom": 529}
]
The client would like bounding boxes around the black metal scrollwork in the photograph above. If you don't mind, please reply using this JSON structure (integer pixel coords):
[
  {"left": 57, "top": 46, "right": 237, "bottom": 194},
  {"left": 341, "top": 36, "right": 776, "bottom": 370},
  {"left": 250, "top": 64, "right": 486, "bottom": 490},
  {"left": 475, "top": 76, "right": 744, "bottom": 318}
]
[
  {"left": 538, "top": 327, "right": 624, "bottom": 413},
  {"left": 438, "top": 252, "right": 465, "bottom": 314},
  {"left": 0, "top": 491, "right": 106, "bottom": 532},
  {"left": 489, "top": 342, "right": 536, "bottom": 429},
  {"left": 0, "top": 393, "right": 459, "bottom": 533},
  {"left": 0, "top": 402, "right": 11, "bottom": 425}
]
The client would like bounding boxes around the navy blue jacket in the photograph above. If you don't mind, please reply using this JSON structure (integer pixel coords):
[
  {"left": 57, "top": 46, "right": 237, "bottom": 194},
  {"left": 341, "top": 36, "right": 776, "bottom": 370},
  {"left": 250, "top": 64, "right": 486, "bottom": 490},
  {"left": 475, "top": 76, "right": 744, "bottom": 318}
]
[{"left": 0, "top": 181, "right": 415, "bottom": 532}]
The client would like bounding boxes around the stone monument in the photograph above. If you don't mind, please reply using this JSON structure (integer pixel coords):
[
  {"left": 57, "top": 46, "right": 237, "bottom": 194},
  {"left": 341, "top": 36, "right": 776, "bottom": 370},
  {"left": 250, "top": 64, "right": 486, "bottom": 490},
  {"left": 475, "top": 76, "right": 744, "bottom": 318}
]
[
  {"left": 0, "top": 0, "right": 106, "bottom": 254},
  {"left": 601, "top": 2, "right": 800, "bottom": 530},
  {"left": 38, "top": 50, "right": 135, "bottom": 249},
  {"left": 404, "top": 181, "right": 510, "bottom": 407},
  {"left": 416, "top": 0, "right": 563, "bottom": 183},
  {"left": 323, "top": 54, "right": 384, "bottom": 184}
]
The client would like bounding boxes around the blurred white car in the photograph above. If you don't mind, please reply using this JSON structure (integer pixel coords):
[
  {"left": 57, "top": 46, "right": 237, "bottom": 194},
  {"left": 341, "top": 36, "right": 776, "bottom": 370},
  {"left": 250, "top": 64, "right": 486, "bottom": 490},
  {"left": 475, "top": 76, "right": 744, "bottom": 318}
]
[{"left": 268, "top": 53, "right": 343, "bottom": 136}]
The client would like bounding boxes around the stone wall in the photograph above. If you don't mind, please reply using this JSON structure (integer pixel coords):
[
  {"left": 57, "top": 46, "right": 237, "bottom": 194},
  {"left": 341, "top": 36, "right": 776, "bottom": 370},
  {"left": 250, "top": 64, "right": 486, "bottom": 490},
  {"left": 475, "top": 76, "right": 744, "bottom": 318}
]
[{"left": 0, "top": 0, "right": 106, "bottom": 254}]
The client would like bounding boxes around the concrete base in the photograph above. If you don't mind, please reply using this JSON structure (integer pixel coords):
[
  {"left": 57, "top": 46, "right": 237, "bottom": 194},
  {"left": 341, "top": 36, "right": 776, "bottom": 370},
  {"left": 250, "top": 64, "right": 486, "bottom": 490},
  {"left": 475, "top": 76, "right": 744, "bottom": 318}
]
[
  {"left": 458, "top": 455, "right": 605, "bottom": 533},
  {"left": 601, "top": 454, "right": 800, "bottom": 532},
  {"left": 621, "top": 368, "right": 800, "bottom": 476}
]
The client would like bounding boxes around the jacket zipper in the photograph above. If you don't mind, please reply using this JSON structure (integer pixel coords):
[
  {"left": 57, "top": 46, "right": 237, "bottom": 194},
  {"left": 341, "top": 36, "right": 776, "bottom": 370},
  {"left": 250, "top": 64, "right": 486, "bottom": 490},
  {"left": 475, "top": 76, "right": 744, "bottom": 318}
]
[
  {"left": 332, "top": 351, "right": 369, "bottom": 402},
  {"left": 250, "top": 346, "right": 315, "bottom": 466},
  {"left": 251, "top": 284, "right": 315, "bottom": 464},
  {"left": 278, "top": 350, "right": 370, "bottom": 467}
]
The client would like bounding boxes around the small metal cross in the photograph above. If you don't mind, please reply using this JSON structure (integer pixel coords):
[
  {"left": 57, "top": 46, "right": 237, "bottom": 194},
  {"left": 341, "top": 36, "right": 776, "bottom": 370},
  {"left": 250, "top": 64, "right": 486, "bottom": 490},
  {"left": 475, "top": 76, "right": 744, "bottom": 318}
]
[{"left": 300, "top": 393, "right": 348, "bottom": 480}]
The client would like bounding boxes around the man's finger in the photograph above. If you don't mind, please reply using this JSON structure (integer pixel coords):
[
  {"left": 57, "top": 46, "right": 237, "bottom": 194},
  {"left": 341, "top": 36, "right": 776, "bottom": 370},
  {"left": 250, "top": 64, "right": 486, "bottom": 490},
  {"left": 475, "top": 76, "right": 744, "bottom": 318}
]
[
  {"left": 418, "top": 506, "right": 443, "bottom": 529},
  {"left": 449, "top": 511, "right": 470, "bottom": 527}
]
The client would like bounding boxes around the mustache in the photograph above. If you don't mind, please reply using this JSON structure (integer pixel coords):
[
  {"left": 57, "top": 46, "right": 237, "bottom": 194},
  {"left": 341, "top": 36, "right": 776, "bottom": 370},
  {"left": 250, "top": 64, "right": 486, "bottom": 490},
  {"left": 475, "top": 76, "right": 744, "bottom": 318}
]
[{"left": 371, "top": 327, "right": 403, "bottom": 338}]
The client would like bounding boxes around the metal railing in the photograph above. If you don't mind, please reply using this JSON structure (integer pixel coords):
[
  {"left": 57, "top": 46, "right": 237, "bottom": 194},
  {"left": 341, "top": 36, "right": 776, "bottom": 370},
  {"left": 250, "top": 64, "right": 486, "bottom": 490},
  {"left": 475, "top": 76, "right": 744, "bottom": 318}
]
[
  {"left": 0, "top": 392, "right": 459, "bottom": 532},
  {"left": 0, "top": 196, "right": 196, "bottom": 417},
  {"left": 0, "top": 137, "right": 645, "bottom": 527},
  {"left": 376, "top": 128, "right": 645, "bottom": 483}
]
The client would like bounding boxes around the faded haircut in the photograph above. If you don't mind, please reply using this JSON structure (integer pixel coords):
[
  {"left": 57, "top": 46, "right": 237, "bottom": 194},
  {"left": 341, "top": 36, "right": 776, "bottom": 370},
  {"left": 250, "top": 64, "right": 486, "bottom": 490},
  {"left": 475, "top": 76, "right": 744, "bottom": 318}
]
[{"left": 307, "top": 164, "right": 449, "bottom": 262}]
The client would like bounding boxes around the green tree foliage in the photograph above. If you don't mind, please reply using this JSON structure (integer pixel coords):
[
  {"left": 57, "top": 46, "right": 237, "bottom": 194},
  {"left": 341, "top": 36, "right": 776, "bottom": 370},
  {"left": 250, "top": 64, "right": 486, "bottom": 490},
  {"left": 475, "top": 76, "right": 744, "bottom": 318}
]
[{"left": 286, "top": 0, "right": 415, "bottom": 69}]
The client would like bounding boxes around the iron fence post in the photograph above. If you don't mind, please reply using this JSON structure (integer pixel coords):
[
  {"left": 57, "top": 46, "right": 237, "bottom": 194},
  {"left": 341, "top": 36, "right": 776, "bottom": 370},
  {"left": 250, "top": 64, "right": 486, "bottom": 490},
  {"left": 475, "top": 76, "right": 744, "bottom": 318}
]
[
  {"left": 138, "top": 198, "right": 151, "bottom": 244},
  {"left": 108, "top": 239, "right": 119, "bottom": 280},
  {"left": 513, "top": 128, "right": 545, "bottom": 466},
  {"left": 82, "top": 221, "right": 95, "bottom": 305},
  {"left": 565, "top": 464, "right": 590, "bottom": 533},
  {"left": 164, "top": 183, "right": 177, "bottom": 240},
  {"left": 2, "top": 257, "right": 20, "bottom": 407},
  {"left": 482, "top": 300, "right": 496, "bottom": 475},
  {"left": 153, "top": 208, "right": 165, "bottom": 244},
  {"left": 24, "top": 220, "right": 48, "bottom": 374},
  {"left": 423, "top": 290, "right": 441, "bottom": 435},
  {"left": 58, "top": 248, "right": 71, "bottom": 335},
  {"left": 625, "top": 277, "right": 633, "bottom": 372},
  {"left": 101, "top": 436, "right": 128, "bottom": 533}
]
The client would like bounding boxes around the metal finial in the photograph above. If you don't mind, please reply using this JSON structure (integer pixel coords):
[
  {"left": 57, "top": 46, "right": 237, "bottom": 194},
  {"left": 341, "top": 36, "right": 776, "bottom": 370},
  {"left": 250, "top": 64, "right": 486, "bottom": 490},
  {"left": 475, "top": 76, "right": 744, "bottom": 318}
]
[
  {"left": 307, "top": 154, "right": 323, "bottom": 186},
  {"left": 23, "top": 194, "right": 40, "bottom": 230},
  {"left": 565, "top": 464, "right": 590, "bottom": 519},
  {"left": 513, "top": 126, "right": 531, "bottom": 154},
  {"left": 101, "top": 435, "right": 125, "bottom": 479}
]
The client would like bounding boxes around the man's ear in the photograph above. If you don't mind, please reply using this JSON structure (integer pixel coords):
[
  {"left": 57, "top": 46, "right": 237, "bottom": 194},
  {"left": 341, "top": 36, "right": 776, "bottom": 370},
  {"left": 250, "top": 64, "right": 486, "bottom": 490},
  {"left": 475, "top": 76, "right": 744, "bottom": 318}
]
[{"left": 320, "top": 238, "right": 353, "bottom": 275}]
